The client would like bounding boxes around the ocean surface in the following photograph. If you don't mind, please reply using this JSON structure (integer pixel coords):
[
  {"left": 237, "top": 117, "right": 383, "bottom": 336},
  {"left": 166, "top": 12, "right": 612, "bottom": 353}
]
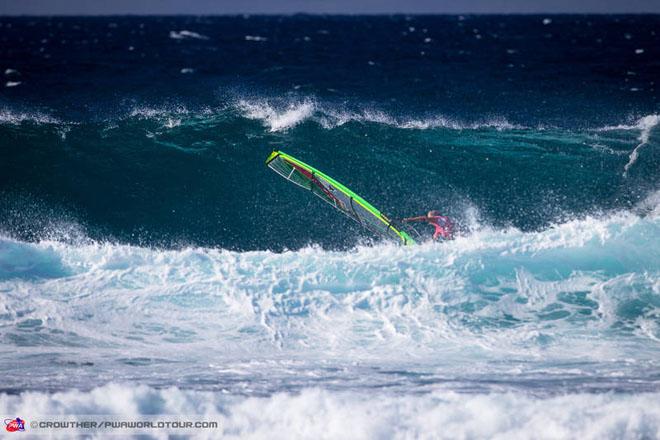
[{"left": 1, "top": 15, "right": 659, "bottom": 438}]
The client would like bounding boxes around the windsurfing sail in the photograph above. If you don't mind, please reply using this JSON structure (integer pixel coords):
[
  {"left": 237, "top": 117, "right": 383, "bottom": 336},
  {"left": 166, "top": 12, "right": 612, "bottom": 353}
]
[{"left": 266, "top": 151, "right": 416, "bottom": 245}]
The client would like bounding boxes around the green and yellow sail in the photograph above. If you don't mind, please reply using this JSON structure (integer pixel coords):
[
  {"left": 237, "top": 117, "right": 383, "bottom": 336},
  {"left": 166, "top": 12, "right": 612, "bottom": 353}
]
[{"left": 266, "top": 151, "right": 416, "bottom": 245}]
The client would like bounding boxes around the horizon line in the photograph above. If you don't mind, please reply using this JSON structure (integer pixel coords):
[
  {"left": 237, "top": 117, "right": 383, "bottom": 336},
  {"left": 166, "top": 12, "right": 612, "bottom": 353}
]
[{"left": 2, "top": 12, "right": 660, "bottom": 17}]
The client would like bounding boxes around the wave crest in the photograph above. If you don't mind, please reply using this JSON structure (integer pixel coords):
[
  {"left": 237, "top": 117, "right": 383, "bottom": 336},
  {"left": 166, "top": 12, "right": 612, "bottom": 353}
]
[{"left": 234, "top": 97, "right": 523, "bottom": 132}]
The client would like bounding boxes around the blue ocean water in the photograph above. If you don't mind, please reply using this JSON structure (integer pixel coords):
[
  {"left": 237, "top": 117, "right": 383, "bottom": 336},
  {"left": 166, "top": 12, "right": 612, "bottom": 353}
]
[{"left": 0, "top": 15, "right": 659, "bottom": 438}]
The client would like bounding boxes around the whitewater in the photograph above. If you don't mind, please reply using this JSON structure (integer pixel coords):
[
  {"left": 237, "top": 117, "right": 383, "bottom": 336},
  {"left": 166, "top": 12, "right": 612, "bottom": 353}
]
[{"left": 1, "top": 205, "right": 659, "bottom": 438}]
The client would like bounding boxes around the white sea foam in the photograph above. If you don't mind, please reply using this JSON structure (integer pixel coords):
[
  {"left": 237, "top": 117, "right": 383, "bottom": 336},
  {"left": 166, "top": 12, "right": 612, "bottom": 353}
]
[
  {"left": 234, "top": 97, "right": 523, "bottom": 132},
  {"left": 0, "top": 210, "right": 657, "bottom": 361},
  {"left": 0, "top": 108, "right": 60, "bottom": 125},
  {"left": 597, "top": 113, "right": 660, "bottom": 133},
  {"left": 245, "top": 35, "right": 268, "bottom": 42},
  {"left": 237, "top": 98, "right": 316, "bottom": 132},
  {"left": 169, "top": 30, "right": 209, "bottom": 40},
  {"left": 0, "top": 384, "right": 658, "bottom": 439}
]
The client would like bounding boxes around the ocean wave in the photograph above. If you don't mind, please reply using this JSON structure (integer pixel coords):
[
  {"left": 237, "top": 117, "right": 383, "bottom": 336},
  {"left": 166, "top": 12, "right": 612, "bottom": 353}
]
[
  {"left": 233, "top": 97, "right": 524, "bottom": 132},
  {"left": 231, "top": 95, "right": 660, "bottom": 140},
  {"left": 319, "top": 107, "right": 523, "bottom": 131},
  {"left": 2, "top": 97, "right": 658, "bottom": 142},
  {"left": 0, "top": 384, "right": 658, "bottom": 439},
  {"left": 0, "top": 210, "right": 657, "bottom": 359},
  {"left": 0, "top": 101, "right": 531, "bottom": 131}
]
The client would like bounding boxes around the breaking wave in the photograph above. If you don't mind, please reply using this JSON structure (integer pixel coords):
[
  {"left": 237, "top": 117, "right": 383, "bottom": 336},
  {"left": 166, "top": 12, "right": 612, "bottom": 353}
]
[
  {"left": 234, "top": 96, "right": 524, "bottom": 132},
  {"left": 0, "top": 385, "right": 658, "bottom": 439},
  {"left": 1, "top": 207, "right": 658, "bottom": 360}
]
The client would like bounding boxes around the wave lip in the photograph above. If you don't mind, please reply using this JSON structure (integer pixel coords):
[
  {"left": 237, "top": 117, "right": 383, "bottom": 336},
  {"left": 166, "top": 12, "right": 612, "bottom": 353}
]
[
  {"left": 236, "top": 98, "right": 316, "bottom": 132},
  {"left": 233, "top": 96, "right": 524, "bottom": 132},
  {"left": 321, "top": 108, "right": 523, "bottom": 130}
]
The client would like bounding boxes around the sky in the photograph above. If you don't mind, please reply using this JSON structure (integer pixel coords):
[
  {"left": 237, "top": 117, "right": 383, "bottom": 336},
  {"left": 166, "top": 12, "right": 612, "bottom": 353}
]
[{"left": 1, "top": 0, "right": 660, "bottom": 15}]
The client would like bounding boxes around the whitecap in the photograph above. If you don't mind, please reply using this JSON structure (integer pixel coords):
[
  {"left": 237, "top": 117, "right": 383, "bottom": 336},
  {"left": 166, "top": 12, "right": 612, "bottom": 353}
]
[
  {"left": 245, "top": 35, "right": 267, "bottom": 42},
  {"left": 5, "top": 81, "right": 21, "bottom": 87},
  {"left": 319, "top": 107, "right": 522, "bottom": 131},
  {"left": 233, "top": 95, "right": 524, "bottom": 132},
  {"left": 236, "top": 98, "right": 315, "bottom": 132},
  {"left": 169, "top": 30, "right": 209, "bottom": 40}
]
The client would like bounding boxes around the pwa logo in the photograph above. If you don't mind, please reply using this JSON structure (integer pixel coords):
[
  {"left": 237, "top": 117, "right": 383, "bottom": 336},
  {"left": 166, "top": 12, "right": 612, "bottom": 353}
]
[{"left": 4, "top": 418, "right": 26, "bottom": 432}]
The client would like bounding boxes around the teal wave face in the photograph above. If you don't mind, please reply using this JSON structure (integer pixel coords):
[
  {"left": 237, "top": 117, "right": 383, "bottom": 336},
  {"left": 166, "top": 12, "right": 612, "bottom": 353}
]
[
  {"left": 0, "top": 103, "right": 658, "bottom": 249},
  {"left": 1, "top": 14, "right": 659, "bottom": 250}
]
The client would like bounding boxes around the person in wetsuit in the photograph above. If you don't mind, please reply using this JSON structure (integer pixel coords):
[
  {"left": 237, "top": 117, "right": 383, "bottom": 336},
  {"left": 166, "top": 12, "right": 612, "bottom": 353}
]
[{"left": 402, "top": 210, "right": 454, "bottom": 240}]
